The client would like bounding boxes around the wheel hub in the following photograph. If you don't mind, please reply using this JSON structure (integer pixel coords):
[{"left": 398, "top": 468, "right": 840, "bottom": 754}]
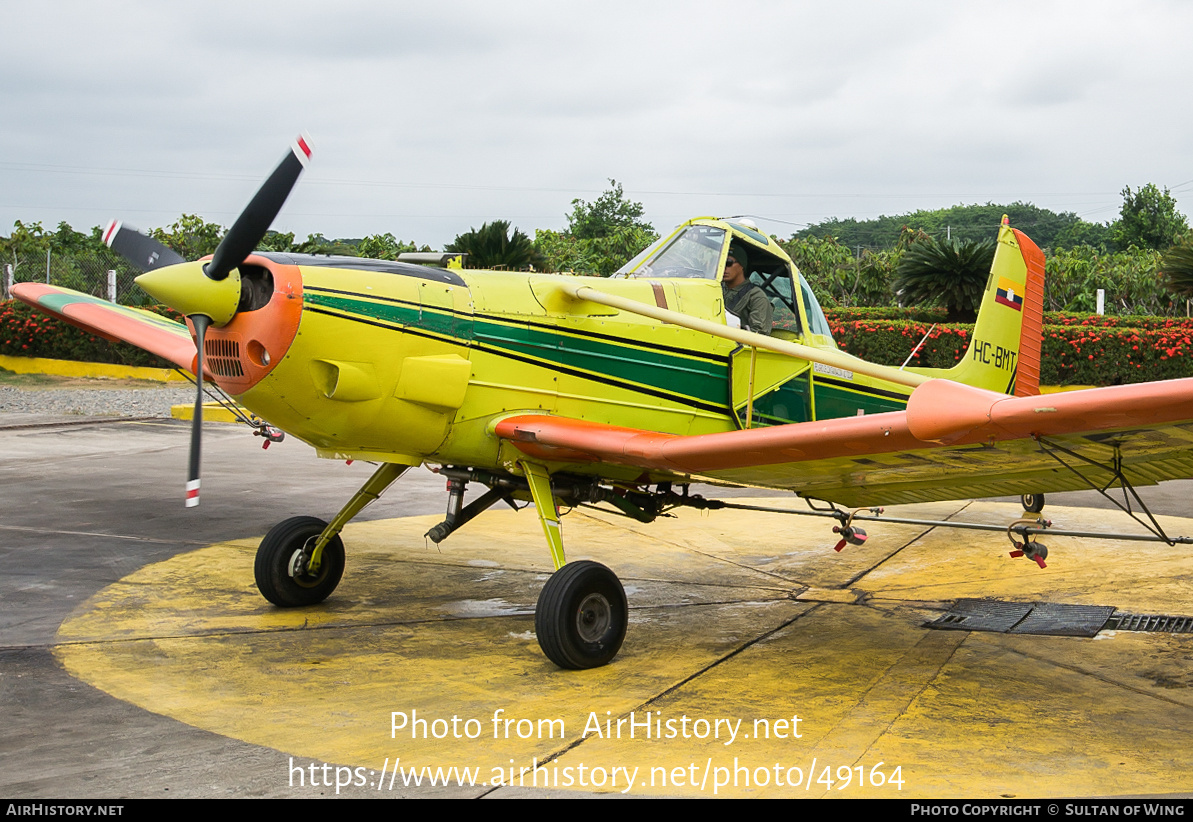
[
  {"left": 575, "top": 593, "right": 612, "bottom": 643},
  {"left": 287, "top": 548, "right": 309, "bottom": 579}
]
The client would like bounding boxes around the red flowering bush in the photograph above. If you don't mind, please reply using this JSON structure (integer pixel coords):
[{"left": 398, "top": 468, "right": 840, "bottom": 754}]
[
  {"left": 0, "top": 300, "right": 181, "bottom": 367},
  {"left": 830, "top": 311, "right": 1193, "bottom": 386}
]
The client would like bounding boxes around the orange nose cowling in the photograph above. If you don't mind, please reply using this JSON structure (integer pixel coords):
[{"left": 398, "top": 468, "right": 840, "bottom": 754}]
[{"left": 189, "top": 255, "right": 304, "bottom": 394}]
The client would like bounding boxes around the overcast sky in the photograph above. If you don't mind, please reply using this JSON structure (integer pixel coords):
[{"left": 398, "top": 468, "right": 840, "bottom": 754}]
[{"left": 3, "top": 0, "right": 1191, "bottom": 249}]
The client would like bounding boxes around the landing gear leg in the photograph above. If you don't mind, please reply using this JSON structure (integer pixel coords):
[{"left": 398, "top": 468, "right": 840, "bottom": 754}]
[
  {"left": 254, "top": 462, "right": 409, "bottom": 606},
  {"left": 521, "top": 461, "right": 566, "bottom": 570},
  {"left": 521, "top": 461, "right": 628, "bottom": 669}
]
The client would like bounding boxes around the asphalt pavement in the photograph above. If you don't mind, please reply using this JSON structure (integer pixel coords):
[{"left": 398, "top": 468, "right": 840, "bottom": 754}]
[{"left": 4, "top": 388, "right": 1193, "bottom": 799}]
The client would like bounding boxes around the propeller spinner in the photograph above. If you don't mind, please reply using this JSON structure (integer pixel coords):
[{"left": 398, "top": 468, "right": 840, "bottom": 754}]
[{"left": 105, "top": 135, "right": 313, "bottom": 507}]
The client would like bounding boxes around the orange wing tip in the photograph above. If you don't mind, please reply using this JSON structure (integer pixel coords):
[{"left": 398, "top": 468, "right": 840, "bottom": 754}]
[{"left": 909, "top": 377, "right": 1193, "bottom": 445}]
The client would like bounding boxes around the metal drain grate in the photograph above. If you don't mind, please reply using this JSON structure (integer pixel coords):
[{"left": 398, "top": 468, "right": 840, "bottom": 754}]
[
  {"left": 1105, "top": 613, "right": 1193, "bottom": 634},
  {"left": 1010, "top": 604, "right": 1115, "bottom": 637},
  {"left": 928, "top": 599, "right": 1032, "bottom": 633},
  {"left": 929, "top": 599, "right": 1115, "bottom": 637}
]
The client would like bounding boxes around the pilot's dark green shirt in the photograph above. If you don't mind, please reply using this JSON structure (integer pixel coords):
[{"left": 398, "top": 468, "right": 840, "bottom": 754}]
[{"left": 723, "top": 280, "right": 774, "bottom": 335}]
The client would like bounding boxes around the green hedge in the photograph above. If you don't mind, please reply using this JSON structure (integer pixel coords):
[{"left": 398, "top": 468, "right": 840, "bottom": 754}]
[
  {"left": 0, "top": 300, "right": 182, "bottom": 368},
  {"left": 830, "top": 317, "right": 1193, "bottom": 386},
  {"left": 824, "top": 306, "right": 948, "bottom": 323},
  {"left": 1044, "top": 312, "right": 1193, "bottom": 331},
  {"left": 828, "top": 306, "right": 1193, "bottom": 330}
]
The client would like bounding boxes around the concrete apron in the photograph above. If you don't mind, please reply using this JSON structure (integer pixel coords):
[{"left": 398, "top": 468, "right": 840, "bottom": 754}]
[{"left": 54, "top": 499, "right": 1193, "bottom": 798}]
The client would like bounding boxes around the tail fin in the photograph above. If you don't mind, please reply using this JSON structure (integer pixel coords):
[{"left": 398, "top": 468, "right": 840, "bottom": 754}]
[{"left": 909, "top": 217, "right": 1045, "bottom": 396}]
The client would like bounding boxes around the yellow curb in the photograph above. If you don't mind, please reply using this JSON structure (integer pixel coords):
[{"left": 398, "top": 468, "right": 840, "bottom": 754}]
[
  {"left": 0, "top": 354, "right": 186, "bottom": 382},
  {"left": 170, "top": 402, "right": 244, "bottom": 423}
]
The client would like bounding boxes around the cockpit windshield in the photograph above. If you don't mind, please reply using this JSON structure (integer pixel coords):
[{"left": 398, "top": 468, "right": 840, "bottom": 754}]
[{"left": 619, "top": 225, "right": 726, "bottom": 280}]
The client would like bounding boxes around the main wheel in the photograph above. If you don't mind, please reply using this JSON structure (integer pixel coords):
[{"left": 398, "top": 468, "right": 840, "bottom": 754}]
[
  {"left": 254, "top": 516, "right": 345, "bottom": 607},
  {"left": 535, "top": 561, "right": 627, "bottom": 670},
  {"left": 1020, "top": 493, "right": 1045, "bottom": 513}
]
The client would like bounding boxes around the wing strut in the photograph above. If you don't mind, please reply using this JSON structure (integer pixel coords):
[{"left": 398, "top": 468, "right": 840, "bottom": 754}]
[
  {"left": 1034, "top": 436, "right": 1182, "bottom": 546},
  {"left": 709, "top": 498, "right": 1193, "bottom": 546}
]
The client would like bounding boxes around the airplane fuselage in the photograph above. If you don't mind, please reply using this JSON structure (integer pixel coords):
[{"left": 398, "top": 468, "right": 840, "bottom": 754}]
[{"left": 207, "top": 253, "right": 913, "bottom": 487}]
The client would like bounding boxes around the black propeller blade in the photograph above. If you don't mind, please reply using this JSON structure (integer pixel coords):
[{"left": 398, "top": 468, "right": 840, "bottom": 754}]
[
  {"left": 102, "top": 221, "right": 185, "bottom": 272},
  {"left": 118, "top": 135, "right": 312, "bottom": 508},
  {"left": 186, "top": 315, "right": 211, "bottom": 508},
  {"left": 205, "top": 135, "right": 313, "bottom": 281},
  {"left": 187, "top": 135, "right": 311, "bottom": 507}
]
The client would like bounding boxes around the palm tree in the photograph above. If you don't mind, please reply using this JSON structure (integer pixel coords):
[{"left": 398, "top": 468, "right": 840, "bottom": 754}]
[
  {"left": 893, "top": 236, "right": 995, "bottom": 323},
  {"left": 1160, "top": 238, "right": 1193, "bottom": 300},
  {"left": 446, "top": 221, "right": 544, "bottom": 270}
]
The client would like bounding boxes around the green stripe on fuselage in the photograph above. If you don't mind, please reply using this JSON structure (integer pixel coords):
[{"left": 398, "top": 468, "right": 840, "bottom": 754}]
[
  {"left": 303, "top": 290, "right": 730, "bottom": 407},
  {"left": 304, "top": 289, "right": 471, "bottom": 340},
  {"left": 303, "top": 290, "right": 911, "bottom": 422},
  {"left": 470, "top": 322, "right": 727, "bottom": 406}
]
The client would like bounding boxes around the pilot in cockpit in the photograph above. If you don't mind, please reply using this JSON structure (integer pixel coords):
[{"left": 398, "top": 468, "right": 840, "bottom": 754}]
[{"left": 721, "top": 243, "right": 774, "bottom": 335}]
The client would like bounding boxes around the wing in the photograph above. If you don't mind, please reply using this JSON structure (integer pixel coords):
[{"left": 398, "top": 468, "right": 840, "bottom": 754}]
[
  {"left": 12, "top": 283, "right": 197, "bottom": 373},
  {"left": 495, "top": 378, "right": 1193, "bottom": 506}
]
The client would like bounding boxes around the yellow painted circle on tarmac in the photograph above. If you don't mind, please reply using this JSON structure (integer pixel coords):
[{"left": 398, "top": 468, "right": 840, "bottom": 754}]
[{"left": 56, "top": 501, "right": 1193, "bottom": 797}]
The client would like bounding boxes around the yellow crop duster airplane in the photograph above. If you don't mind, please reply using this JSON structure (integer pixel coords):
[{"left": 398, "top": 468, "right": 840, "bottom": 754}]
[{"left": 16, "top": 138, "right": 1193, "bottom": 669}]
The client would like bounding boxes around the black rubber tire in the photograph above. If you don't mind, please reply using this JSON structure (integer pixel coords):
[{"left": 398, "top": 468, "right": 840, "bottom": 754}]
[
  {"left": 1021, "top": 494, "right": 1045, "bottom": 514},
  {"left": 535, "top": 561, "right": 628, "bottom": 670},
  {"left": 254, "top": 516, "right": 345, "bottom": 607}
]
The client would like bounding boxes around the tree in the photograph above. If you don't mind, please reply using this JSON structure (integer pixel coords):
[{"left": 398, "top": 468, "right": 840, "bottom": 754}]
[
  {"left": 1113, "top": 184, "right": 1188, "bottom": 251},
  {"left": 1160, "top": 238, "right": 1193, "bottom": 300},
  {"left": 567, "top": 180, "right": 653, "bottom": 240},
  {"left": 535, "top": 181, "right": 658, "bottom": 276},
  {"left": 292, "top": 234, "right": 358, "bottom": 256},
  {"left": 794, "top": 202, "right": 1094, "bottom": 250},
  {"left": 0, "top": 220, "right": 50, "bottom": 277},
  {"left": 446, "top": 221, "right": 544, "bottom": 270},
  {"left": 1046, "top": 246, "right": 1168, "bottom": 315},
  {"left": 1052, "top": 220, "right": 1114, "bottom": 251},
  {"left": 152, "top": 214, "right": 224, "bottom": 259},
  {"left": 777, "top": 235, "right": 854, "bottom": 308},
  {"left": 50, "top": 222, "right": 137, "bottom": 298},
  {"left": 892, "top": 236, "right": 995, "bottom": 323},
  {"left": 357, "top": 233, "right": 423, "bottom": 260},
  {"left": 258, "top": 230, "right": 298, "bottom": 252}
]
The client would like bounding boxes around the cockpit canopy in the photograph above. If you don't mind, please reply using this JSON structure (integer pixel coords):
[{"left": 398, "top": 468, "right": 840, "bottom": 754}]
[
  {"left": 617, "top": 223, "right": 727, "bottom": 281},
  {"left": 614, "top": 218, "right": 835, "bottom": 344}
]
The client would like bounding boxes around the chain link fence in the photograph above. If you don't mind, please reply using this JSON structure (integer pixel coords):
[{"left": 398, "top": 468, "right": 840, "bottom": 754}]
[{"left": 3, "top": 251, "right": 150, "bottom": 305}]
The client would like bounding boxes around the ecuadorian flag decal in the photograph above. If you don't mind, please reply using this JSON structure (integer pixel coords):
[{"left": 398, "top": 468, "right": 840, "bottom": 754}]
[{"left": 995, "top": 276, "right": 1024, "bottom": 311}]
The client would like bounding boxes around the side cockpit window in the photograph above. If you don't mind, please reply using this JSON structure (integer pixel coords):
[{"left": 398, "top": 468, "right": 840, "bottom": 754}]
[
  {"left": 798, "top": 272, "right": 836, "bottom": 345},
  {"left": 742, "top": 249, "right": 801, "bottom": 334}
]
